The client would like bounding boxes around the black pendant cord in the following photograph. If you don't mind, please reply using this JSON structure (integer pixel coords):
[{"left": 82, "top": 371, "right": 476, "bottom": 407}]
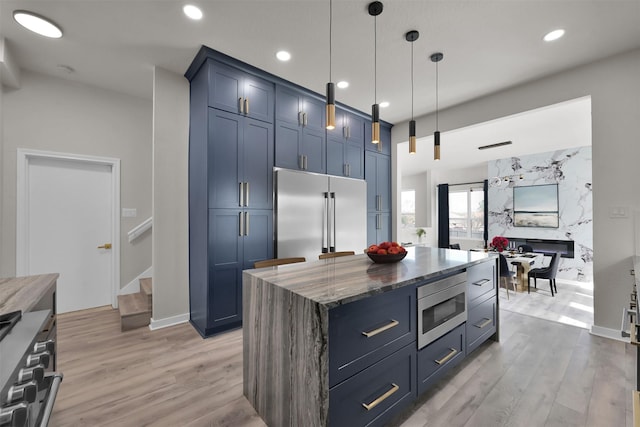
[
  {"left": 374, "top": 14, "right": 377, "bottom": 105},
  {"left": 329, "top": 0, "right": 332, "bottom": 83},
  {"left": 411, "top": 41, "right": 414, "bottom": 120},
  {"left": 435, "top": 60, "right": 439, "bottom": 131}
]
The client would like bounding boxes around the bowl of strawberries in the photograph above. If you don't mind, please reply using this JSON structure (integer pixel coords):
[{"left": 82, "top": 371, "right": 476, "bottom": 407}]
[{"left": 365, "top": 241, "right": 407, "bottom": 263}]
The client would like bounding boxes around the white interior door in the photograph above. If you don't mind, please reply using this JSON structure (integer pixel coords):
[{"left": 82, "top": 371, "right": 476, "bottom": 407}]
[{"left": 21, "top": 154, "right": 116, "bottom": 313}]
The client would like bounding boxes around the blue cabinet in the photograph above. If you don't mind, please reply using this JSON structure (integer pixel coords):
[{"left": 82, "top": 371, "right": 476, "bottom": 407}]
[
  {"left": 208, "top": 60, "right": 274, "bottom": 123},
  {"left": 365, "top": 151, "right": 391, "bottom": 245},
  {"left": 208, "top": 109, "right": 273, "bottom": 210},
  {"left": 208, "top": 208, "right": 273, "bottom": 335},
  {"left": 326, "top": 108, "right": 365, "bottom": 179},
  {"left": 365, "top": 120, "right": 392, "bottom": 156},
  {"left": 275, "top": 85, "right": 326, "bottom": 174}
]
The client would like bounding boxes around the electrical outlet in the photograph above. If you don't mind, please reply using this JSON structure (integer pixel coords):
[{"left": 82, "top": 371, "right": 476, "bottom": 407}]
[
  {"left": 122, "top": 208, "right": 137, "bottom": 218},
  {"left": 632, "top": 269, "right": 636, "bottom": 276}
]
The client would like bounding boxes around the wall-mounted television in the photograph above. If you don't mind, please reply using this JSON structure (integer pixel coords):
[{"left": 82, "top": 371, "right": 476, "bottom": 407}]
[{"left": 513, "top": 184, "right": 559, "bottom": 228}]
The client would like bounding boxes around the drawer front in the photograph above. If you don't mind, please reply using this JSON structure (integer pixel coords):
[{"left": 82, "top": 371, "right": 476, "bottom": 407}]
[
  {"left": 329, "top": 344, "right": 416, "bottom": 427},
  {"left": 466, "top": 294, "right": 497, "bottom": 355},
  {"left": 417, "top": 323, "right": 465, "bottom": 395},
  {"left": 467, "top": 260, "right": 496, "bottom": 306},
  {"left": 329, "top": 285, "right": 415, "bottom": 387}
]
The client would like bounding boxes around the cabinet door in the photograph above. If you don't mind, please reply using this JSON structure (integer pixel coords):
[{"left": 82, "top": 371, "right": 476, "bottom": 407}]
[
  {"left": 208, "top": 209, "right": 243, "bottom": 332},
  {"left": 326, "top": 135, "right": 345, "bottom": 177},
  {"left": 275, "top": 121, "right": 302, "bottom": 170},
  {"left": 365, "top": 121, "right": 391, "bottom": 155},
  {"left": 243, "top": 119, "right": 274, "bottom": 209},
  {"left": 208, "top": 109, "right": 242, "bottom": 209},
  {"left": 209, "top": 61, "right": 243, "bottom": 114},
  {"left": 301, "top": 95, "right": 325, "bottom": 133},
  {"left": 344, "top": 111, "right": 365, "bottom": 147},
  {"left": 365, "top": 151, "right": 378, "bottom": 211},
  {"left": 244, "top": 75, "right": 274, "bottom": 123},
  {"left": 376, "top": 154, "right": 391, "bottom": 211},
  {"left": 377, "top": 212, "right": 391, "bottom": 243},
  {"left": 242, "top": 209, "right": 274, "bottom": 270},
  {"left": 275, "top": 85, "right": 301, "bottom": 126},
  {"left": 301, "top": 128, "right": 326, "bottom": 174},
  {"left": 345, "top": 143, "right": 364, "bottom": 179}
]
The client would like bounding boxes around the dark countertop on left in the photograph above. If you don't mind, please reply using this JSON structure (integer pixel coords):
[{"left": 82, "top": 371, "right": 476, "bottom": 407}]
[{"left": 0, "top": 274, "right": 59, "bottom": 314}]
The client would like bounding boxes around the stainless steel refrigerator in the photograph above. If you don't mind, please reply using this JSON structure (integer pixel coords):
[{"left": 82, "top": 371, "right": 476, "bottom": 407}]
[{"left": 275, "top": 168, "right": 367, "bottom": 261}]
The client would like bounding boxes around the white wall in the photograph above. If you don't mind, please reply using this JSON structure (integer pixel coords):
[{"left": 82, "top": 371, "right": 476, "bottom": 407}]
[
  {"left": 151, "top": 67, "right": 189, "bottom": 322},
  {"left": 1, "top": 70, "right": 152, "bottom": 288},
  {"left": 488, "top": 147, "right": 593, "bottom": 281},
  {"left": 393, "top": 48, "right": 640, "bottom": 333}
]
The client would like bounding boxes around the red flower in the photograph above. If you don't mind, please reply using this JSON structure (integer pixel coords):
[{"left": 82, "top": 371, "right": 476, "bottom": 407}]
[{"left": 491, "top": 236, "right": 509, "bottom": 252}]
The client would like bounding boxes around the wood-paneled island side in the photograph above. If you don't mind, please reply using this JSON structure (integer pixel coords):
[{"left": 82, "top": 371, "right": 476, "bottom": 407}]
[{"left": 243, "top": 247, "right": 498, "bottom": 427}]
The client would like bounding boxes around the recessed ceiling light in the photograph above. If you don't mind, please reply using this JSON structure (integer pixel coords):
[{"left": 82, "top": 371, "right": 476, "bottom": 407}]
[
  {"left": 543, "top": 29, "right": 565, "bottom": 42},
  {"left": 13, "top": 10, "right": 62, "bottom": 38},
  {"left": 380, "top": 101, "right": 390, "bottom": 108},
  {"left": 183, "top": 5, "right": 203, "bottom": 20},
  {"left": 337, "top": 81, "right": 349, "bottom": 89},
  {"left": 276, "top": 51, "right": 291, "bottom": 61}
]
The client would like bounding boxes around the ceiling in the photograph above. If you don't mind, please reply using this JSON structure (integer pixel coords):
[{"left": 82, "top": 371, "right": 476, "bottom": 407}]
[{"left": 1, "top": 1, "right": 638, "bottom": 167}]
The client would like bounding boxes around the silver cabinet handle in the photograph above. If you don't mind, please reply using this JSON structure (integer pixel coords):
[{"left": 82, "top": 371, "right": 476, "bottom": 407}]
[
  {"left": 238, "top": 97, "right": 244, "bottom": 114},
  {"left": 376, "top": 214, "right": 381, "bottom": 230},
  {"left": 472, "top": 279, "right": 490, "bottom": 286},
  {"left": 303, "top": 112, "right": 308, "bottom": 126},
  {"left": 299, "top": 154, "right": 304, "bottom": 170},
  {"left": 244, "top": 182, "right": 250, "bottom": 207},
  {"left": 347, "top": 164, "right": 351, "bottom": 177},
  {"left": 244, "top": 212, "right": 249, "bottom": 236},
  {"left": 298, "top": 111, "right": 303, "bottom": 126},
  {"left": 244, "top": 98, "right": 249, "bottom": 115},
  {"left": 343, "top": 164, "right": 347, "bottom": 176},
  {"left": 239, "top": 212, "right": 244, "bottom": 236},
  {"left": 303, "top": 155, "right": 308, "bottom": 170},
  {"left": 239, "top": 182, "right": 244, "bottom": 207},
  {"left": 475, "top": 318, "right": 492, "bottom": 329}
]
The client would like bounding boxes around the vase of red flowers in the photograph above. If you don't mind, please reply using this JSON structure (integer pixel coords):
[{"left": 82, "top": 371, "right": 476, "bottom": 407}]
[{"left": 491, "top": 236, "right": 509, "bottom": 252}]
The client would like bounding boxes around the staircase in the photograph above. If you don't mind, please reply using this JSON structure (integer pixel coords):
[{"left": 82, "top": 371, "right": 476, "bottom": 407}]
[{"left": 117, "top": 277, "right": 152, "bottom": 331}]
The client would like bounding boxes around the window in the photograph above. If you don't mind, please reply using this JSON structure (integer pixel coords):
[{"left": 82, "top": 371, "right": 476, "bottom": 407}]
[
  {"left": 449, "top": 186, "right": 484, "bottom": 239},
  {"left": 401, "top": 190, "right": 415, "bottom": 228}
]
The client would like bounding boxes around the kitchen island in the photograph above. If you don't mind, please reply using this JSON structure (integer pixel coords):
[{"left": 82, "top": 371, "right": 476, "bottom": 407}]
[{"left": 243, "top": 246, "right": 498, "bottom": 427}]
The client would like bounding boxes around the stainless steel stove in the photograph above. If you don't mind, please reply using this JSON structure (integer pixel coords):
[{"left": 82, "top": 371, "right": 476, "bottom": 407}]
[{"left": 0, "top": 310, "right": 62, "bottom": 427}]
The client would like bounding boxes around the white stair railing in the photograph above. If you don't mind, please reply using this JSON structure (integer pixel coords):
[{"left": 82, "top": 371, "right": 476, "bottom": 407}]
[{"left": 128, "top": 217, "right": 152, "bottom": 242}]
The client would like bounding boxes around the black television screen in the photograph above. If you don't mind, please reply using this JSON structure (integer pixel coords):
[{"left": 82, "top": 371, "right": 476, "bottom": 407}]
[{"left": 512, "top": 184, "right": 559, "bottom": 228}]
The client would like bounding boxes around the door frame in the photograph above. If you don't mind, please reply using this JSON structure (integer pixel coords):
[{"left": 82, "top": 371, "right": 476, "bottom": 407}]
[{"left": 16, "top": 148, "right": 121, "bottom": 308}]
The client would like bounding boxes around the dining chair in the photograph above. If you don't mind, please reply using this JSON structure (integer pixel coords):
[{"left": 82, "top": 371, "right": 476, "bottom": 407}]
[
  {"left": 318, "top": 251, "right": 355, "bottom": 260},
  {"left": 527, "top": 252, "right": 560, "bottom": 296},
  {"left": 254, "top": 257, "right": 306, "bottom": 268},
  {"left": 449, "top": 243, "right": 461, "bottom": 250},
  {"left": 517, "top": 244, "right": 534, "bottom": 254},
  {"left": 498, "top": 253, "right": 517, "bottom": 299}
]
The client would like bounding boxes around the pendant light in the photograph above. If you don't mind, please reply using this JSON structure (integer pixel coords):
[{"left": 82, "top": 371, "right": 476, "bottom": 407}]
[
  {"left": 431, "top": 52, "right": 443, "bottom": 160},
  {"left": 368, "top": 2, "right": 383, "bottom": 144},
  {"left": 406, "top": 30, "right": 419, "bottom": 154},
  {"left": 326, "top": 0, "right": 336, "bottom": 130}
]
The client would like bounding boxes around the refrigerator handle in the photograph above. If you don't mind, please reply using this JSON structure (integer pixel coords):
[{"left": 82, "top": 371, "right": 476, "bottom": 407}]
[
  {"left": 322, "top": 192, "right": 329, "bottom": 253},
  {"left": 330, "top": 192, "right": 336, "bottom": 252}
]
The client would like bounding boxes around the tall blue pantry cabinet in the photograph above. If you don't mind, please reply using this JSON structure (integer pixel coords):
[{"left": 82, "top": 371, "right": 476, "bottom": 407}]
[{"left": 186, "top": 46, "right": 393, "bottom": 337}]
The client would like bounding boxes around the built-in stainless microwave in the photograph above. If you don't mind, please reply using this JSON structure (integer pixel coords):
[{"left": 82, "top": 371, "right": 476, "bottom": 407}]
[{"left": 417, "top": 272, "right": 467, "bottom": 349}]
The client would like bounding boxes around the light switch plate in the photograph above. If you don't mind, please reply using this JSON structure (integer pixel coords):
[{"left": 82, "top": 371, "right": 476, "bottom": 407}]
[
  {"left": 609, "top": 206, "right": 628, "bottom": 218},
  {"left": 122, "top": 208, "right": 137, "bottom": 218}
]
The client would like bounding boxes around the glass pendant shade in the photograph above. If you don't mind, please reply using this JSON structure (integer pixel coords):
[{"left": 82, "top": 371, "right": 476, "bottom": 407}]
[
  {"left": 371, "top": 103, "right": 380, "bottom": 143},
  {"left": 326, "top": 82, "right": 336, "bottom": 130},
  {"left": 409, "top": 120, "right": 416, "bottom": 154},
  {"left": 434, "top": 131, "right": 441, "bottom": 161}
]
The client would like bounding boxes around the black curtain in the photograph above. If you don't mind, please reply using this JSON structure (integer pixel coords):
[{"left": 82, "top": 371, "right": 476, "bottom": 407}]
[
  {"left": 437, "top": 184, "right": 449, "bottom": 248},
  {"left": 483, "top": 179, "right": 489, "bottom": 249}
]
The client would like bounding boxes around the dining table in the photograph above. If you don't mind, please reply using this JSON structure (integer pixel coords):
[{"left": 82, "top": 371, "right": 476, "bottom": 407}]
[{"left": 504, "top": 252, "right": 546, "bottom": 292}]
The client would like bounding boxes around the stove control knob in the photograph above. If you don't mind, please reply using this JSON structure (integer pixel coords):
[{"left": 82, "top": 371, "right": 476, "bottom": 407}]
[
  {"left": 0, "top": 402, "right": 28, "bottom": 427},
  {"left": 7, "top": 381, "right": 38, "bottom": 404},
  {"left": 26, "top": 351, "right": 50, "bottom": 369},
  {"left": 33, "top": 339, "right": 55, "bottom": 354},
  {"left": 17, "top": 365, "right": 45, "bottom": 385}
]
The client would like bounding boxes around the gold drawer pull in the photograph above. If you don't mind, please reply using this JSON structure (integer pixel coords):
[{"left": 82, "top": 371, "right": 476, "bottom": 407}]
[
  {"left": 475, "top": 318, "right": 492, "bottom": 329},
  {"left": 472, "top": 279, "right": 490, "bottom": 286},
  {"left": 362, "top": 319, "right": 399, "bottom": 338},
  {"left": 434, "top": 348, "right": 458, "bottom": 365},
  {"left": 362, "top": 383, "right": 399, "bottom": 411}
]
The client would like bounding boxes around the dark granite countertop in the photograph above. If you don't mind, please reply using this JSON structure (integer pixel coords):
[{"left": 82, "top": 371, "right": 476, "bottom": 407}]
[{"left": 244, "top": 246, "right": 495, "bottom": 308}]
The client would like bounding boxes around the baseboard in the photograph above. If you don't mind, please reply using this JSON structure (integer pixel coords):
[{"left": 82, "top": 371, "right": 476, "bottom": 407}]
[
  {"left": 149, "top": 313, "right": 189, "bottom": 330},
  {"left": 119, "top": 266, "right": 153, "bottom": 295},
  {"left": 590, "top": 324, "right": 628, "bottom": 343}
]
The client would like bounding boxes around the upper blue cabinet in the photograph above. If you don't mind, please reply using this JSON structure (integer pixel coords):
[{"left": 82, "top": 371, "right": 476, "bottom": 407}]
[
  {"left": 364, "top": 119, "right": 392, "bottom": 156},
  {"left": 326, "top": 108, "right": 366, "bottom": 179},
  {"left": 275, "top": 85, "right": 326, "bottom": 174},
  {"left": 208, "top": 60, "right": 274, "bottom": 124}
]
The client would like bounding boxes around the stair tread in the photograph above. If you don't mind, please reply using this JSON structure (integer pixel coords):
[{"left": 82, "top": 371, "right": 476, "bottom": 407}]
[
  {"left": 140, "top": 277, "right": 152, "bottom": 296},
  {"left": 118, "top": 293, "right": 150, "bottom": 317}
]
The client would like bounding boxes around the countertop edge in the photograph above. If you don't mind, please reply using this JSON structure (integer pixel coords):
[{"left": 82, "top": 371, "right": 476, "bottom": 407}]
[{"left": 0, "top": 273, "right": 59, "bottom": 314}]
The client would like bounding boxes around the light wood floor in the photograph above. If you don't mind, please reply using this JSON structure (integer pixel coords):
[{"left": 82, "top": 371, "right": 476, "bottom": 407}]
[{"left": 51, "top": 305, "right": 633, "bottom": 427}]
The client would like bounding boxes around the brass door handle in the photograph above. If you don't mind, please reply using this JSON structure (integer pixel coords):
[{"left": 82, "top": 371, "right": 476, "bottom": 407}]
[
  {"left": 362, "top": 383, "right": 399, "bottom": 411},
  {"left": 97, "top": 243, "right": 112, "bottom": 249},
  {"left": 362, "top": 319, "right": 399, "bottom": 338}
]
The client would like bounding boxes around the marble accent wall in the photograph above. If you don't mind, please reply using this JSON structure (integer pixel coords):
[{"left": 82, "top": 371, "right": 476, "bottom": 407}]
[{"left": 488, "top": 146, "right": 593, "bottom": 281}]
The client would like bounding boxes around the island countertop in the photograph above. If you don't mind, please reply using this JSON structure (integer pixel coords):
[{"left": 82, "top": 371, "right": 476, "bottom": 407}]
[
  {"left": 0, "top": 273, "right": 59, "bottom": 314},
  {"left": 244, "top": 246, "right": 495, "bottom": 308}
]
